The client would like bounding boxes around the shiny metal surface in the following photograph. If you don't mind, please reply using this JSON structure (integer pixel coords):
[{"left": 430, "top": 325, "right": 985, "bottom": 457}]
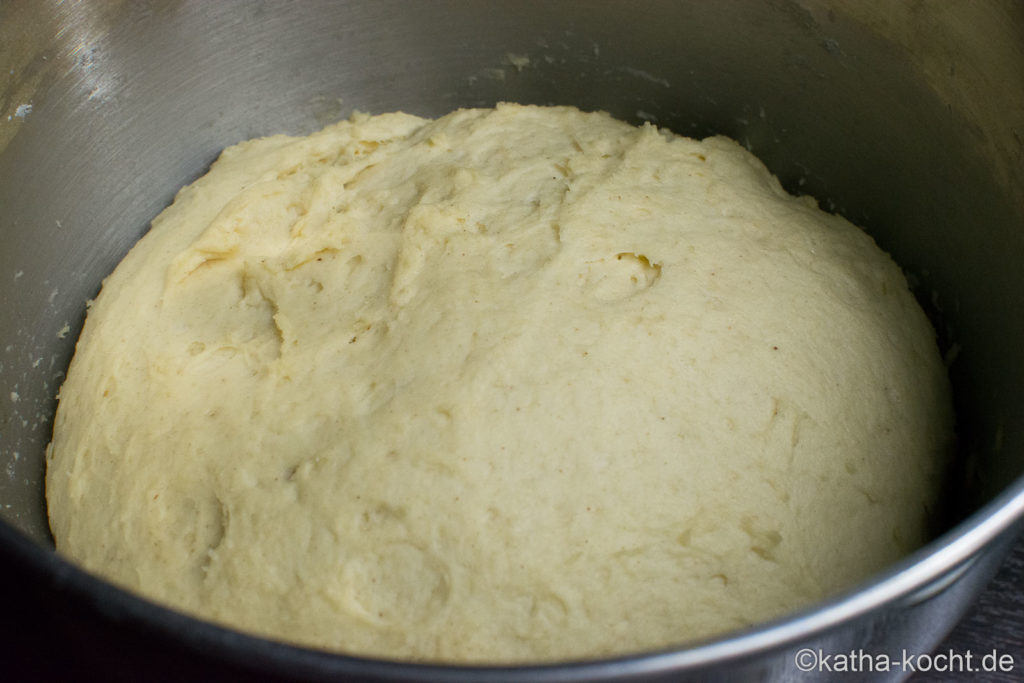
[{"left": 1, "top": 1, "right": 1023, "bottom": 680}]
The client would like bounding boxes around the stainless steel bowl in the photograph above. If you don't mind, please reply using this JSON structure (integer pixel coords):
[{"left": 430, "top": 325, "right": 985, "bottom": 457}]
[{"left": 2, "top": 1, "right": 1023, "bottom": 680}]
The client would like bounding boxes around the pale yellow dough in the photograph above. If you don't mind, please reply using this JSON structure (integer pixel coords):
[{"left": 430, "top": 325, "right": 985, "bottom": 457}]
[{"left": 46, "top": 104, "right": 953, "bottom": 663}]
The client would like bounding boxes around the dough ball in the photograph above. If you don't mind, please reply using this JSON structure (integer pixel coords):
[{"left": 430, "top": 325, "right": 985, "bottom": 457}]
[{"left": 46, "top": 104, "right": 953, "bottom": 663}]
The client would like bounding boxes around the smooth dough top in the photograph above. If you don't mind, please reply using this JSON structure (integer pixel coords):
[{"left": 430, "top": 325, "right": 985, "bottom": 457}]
[{"left": 46, "top": 103, "right": 953, "bottom": 663}]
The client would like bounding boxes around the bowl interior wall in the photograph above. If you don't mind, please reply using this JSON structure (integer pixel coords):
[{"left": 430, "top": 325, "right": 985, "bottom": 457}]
[{"left": 1, "top": 0, "right": 1023, "bottom": 547}]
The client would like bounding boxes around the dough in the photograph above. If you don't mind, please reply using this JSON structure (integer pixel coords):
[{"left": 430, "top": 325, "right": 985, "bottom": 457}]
[{"left": 46, "top": 104, "right": 953, "bottom": 663}]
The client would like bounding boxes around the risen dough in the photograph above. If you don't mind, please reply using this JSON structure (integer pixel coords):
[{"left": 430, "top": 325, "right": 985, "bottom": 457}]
[{"left": 46, "top": 104, "right": 953, "bottom": 663}]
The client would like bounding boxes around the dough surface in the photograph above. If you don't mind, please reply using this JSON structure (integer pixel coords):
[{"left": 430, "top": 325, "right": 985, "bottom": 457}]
[{"left": 46, "top": 104, "right": 953, "bottom": 663}]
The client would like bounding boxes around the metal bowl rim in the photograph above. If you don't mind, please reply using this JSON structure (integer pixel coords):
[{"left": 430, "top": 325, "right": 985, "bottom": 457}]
[{"left": 2, "top": 474, "right": 1022, "bottom": 680}]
